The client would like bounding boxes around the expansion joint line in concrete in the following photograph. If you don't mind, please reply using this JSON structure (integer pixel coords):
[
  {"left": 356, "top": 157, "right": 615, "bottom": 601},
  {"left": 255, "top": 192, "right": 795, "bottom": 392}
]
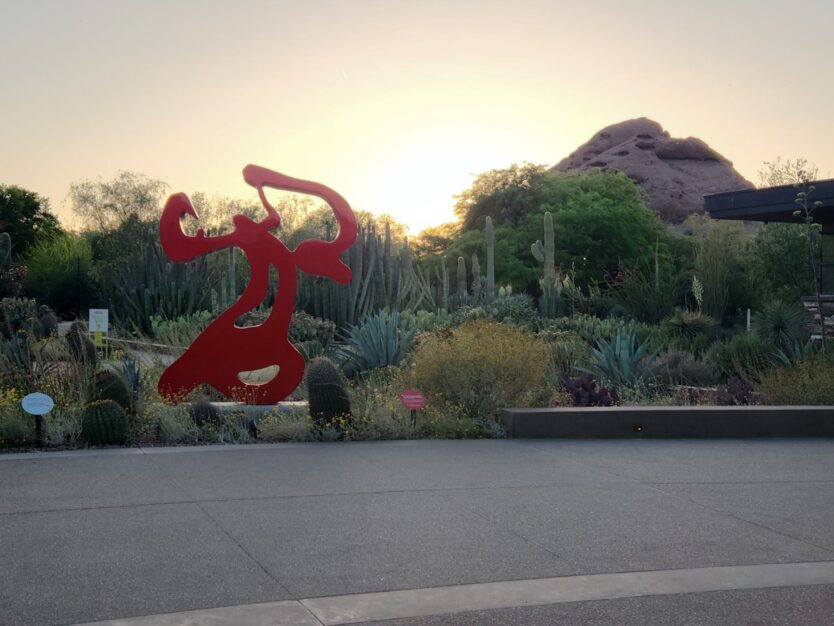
[{"left": 74, "top": 560, "right": 834, "bottom": 626}]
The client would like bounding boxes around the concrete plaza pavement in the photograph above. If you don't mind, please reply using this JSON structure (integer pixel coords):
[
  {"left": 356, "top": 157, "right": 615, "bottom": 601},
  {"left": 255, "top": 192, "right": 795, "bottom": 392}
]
[{"left": 1, "top": 439, "right": 834, "bottom": 625}]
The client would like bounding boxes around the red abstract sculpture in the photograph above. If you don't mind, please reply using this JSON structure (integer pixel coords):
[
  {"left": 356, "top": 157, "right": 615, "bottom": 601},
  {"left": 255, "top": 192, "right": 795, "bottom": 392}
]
[{"left": 157, "top": 165, "right": 357, "bottom": 404}]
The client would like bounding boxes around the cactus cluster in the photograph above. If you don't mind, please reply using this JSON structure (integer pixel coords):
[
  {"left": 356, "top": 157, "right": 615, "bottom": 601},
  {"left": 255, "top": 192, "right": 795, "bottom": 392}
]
[
  {"left": 298, "top": 222, "right": 435, "bottom": 328},
  {"left": 305, "top": 357, "right": 351, "bottom": 428},
  {"left": 81, "top": 400, "right": 128, "bottom": 445}
]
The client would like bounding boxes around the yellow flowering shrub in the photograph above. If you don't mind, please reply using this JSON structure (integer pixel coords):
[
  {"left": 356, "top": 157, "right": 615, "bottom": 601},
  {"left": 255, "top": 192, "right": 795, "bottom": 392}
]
[{"left": 402, "top": 320, "right": 551, "bottom": 419}]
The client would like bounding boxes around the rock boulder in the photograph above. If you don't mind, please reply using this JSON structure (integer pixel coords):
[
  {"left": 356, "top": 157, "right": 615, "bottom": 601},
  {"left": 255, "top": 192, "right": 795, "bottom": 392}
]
[{"left": 550, "top": 118, "right": 753, "bottom": 223}]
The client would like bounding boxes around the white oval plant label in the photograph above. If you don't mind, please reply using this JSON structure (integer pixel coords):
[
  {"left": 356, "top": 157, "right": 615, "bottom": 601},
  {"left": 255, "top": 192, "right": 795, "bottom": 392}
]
[{"left": 21, "top": 392, "right": 54, "bottom": 416}]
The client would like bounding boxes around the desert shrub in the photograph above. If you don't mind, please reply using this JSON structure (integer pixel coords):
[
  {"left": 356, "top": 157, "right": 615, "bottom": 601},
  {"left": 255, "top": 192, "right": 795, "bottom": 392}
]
[
  {"left": 41, "top": 406, "right": 82, "bottom": 447},
  {"left": 0, "top": 387, "right": 30, "bottom": 446},
  {"left": 757, "top": 354, "right": 834, "bottom": 405},
  {"left": 258, "top": 405, "right": 314, "bottom": 441},
  {"left": 538, "top": 330, "right": 591, "bottom": 375},
  {"left": 609, "top": 266, "right": 683, "bottom": 324},
  {"left": 655, "top": 350, "right": 718, "bottom": 387},
  {"left": 715, "top": 376, "right": 756, "bottom": 406},
  {"left": 706, "top": 333, "right": 775, "bottom": 382},
  {"left": 188, "top": 397, "right": 220, "bottom": 428},
  {"left": 289, "top": 311, "right": 336, "bottom": 347},
  {"left": 144, "top": 403, "right": 199, "bottom": 444},
  {"left": 404, "top": 320, "right": 549, "bottom": 419},
  {"left": 751, "top": 300, "right": 809, "bottom": 353},
  {"left": 543, "top": 314, "right": 671, "bottom": 352},
  {"left": 0, "top": 297, "right": 38, "bottom": 339},
  {"left": 150, "top": 310, "right": 214, "bottom": 347},
  {"left": 485, "top": 294, "right": 539, "bottom": 327},
  {"left": 581, "top": 330, "right": 657, "bottom": 389},
  {"left": 397, "top": 309, "right": 453, "bottom": 334},
  {"left": 561, "top": 374, "right": 619, "bottom": 406},
  {"left": 199, "top": 410, "right": 251, "bottom": 444}
]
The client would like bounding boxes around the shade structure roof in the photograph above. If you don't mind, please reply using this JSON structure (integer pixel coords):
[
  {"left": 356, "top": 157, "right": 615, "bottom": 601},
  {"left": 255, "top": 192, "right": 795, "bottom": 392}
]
[{"left": 704, "top": 179, "right": 834, "bottom": 234}]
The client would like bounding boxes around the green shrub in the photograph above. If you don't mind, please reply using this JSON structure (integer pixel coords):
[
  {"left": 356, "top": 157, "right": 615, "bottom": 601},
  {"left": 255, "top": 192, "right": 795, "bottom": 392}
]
[
  {"left": 485, "top": 294, "right": 539, "bottom": 327},
  {"left": 404, "top": 320, "right": 550, "bottom": 419},
  {"left": 537, "top": 330, "right": 591, "bottom": 375},
  {"left": 189, "top": 397, "right": 220, "bottom": 428},
  {"left": 610, "top": 266, "right": 683, "bottom": 324},
  {"left": 258, "top": 405, "right": 313, "bottom": 442},
  {"left": 150, "top": 310, "right": 214, "bottom": 347},
  {"left": 706, "top": 333, "right": 775, "bottom": 382},
  {"left": 81, "top": 399, "right": 128, "bottom": 446},
  {"left": 0, "top": 297, "right": 37, "bottom": 339},
  {"left": 0, "top": 388, "right": 30, "bottom": 447},
  {"left": 305, "top": 357, "right": 352, "bottom": 428},
  {"left": 144, "top": 403, "right": 198, "bottom": 444},
  {"left": 24, "top": 233, "right": 98, "bottom": 317},
  {"left": 397, "top": 309, "right": 453, "bottom": 333},
  {"left": 757, "top": 354, "right": 834, "bottom": 405},
  {"left": 655, "top": 350, "right": 718, "bottom": 387},
  {"left": 663, "top": 308, "right": 719, "bottom": 356}
]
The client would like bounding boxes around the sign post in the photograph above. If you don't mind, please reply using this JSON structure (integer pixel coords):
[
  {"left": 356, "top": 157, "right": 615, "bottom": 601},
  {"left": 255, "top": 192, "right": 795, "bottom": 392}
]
[
  {"left": 399, "top": 389, "right": 427, "bottom": 427},
  {"left": 88, "top": 308, "right": 109, "bottom": 349},
  {"left": 21, "top": 392, "right": 54, "bottom": 448}
]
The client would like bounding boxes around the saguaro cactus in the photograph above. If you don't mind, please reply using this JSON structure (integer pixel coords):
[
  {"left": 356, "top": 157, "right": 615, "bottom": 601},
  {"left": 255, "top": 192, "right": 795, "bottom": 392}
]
[
  {"left": 471, "top": 253, "right": 482, "bottom": 303},
  {"left": 531, "top": 211, "right": 562, "bottom": 318},
  {"left": 485, "top": 217, "right": 495, "bottom": 303}
]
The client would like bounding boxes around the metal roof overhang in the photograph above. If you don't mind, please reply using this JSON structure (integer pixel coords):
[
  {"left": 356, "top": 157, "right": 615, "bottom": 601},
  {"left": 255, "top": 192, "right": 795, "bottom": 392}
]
[{"left": 704, "top": 179, "right": 834, "bottom": 233}]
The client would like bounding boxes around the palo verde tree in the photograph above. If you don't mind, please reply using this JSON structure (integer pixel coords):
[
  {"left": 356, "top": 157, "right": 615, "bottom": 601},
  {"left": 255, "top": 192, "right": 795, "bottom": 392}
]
[{"left": 69, "top": 171, "right": 169, "bottom": 231}]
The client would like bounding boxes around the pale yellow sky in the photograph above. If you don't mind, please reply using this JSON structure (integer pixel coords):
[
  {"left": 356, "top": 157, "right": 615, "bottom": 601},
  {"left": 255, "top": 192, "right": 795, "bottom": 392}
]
[{"left": 2, "top": 0, "right": 833, "bottom": 233}]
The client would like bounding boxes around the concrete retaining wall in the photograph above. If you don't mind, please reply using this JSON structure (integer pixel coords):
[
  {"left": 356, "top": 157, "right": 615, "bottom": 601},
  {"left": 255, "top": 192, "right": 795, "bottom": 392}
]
[{"left": 499, "top": 406, "right": 834, "bottom": 438}]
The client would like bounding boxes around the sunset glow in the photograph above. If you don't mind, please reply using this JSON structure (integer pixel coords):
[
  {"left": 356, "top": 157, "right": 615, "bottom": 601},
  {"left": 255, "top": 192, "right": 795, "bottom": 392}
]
[{"left": 3, "top": 0, "right": 834, "bottom": 233}]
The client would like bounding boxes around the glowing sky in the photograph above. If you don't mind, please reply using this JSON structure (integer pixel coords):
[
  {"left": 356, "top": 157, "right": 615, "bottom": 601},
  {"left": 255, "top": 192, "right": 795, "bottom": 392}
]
[{"left": 3, "top": 0, "right": 834, "bottom": 233}]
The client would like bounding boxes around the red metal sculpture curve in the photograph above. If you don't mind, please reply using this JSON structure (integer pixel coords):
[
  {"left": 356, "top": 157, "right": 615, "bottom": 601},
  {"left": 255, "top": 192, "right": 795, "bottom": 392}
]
[{"left": 157, "top": 165, "right": 357, "bottom": 404}]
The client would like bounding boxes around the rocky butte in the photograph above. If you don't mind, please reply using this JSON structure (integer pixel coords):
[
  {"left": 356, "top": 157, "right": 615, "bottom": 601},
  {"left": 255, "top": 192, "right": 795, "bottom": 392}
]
[{"left": 551, "top": 117, "right": 753, "bottom": 223}]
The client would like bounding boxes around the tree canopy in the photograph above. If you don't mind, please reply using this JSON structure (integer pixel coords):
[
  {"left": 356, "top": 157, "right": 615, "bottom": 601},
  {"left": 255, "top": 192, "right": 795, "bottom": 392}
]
[
  {"left": 69, "top": 171, "right": 169, "bottom": 231},
  {"left": 0, "top": 185, "right": 62, "bottom": 258},
  {"left": 453, "top": 163, "right": 548, "bottom": 231}
]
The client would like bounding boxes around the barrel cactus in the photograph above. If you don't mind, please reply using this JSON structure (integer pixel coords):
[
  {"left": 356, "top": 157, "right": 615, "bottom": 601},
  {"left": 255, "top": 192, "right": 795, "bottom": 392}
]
[
  {"left": 93, "top": 369, "right": 133, "bottom": 413},
  {"left": 81, "top": 400, "right": 128, "bottom": 446},
  {"left": 305, "top": 357, "right": 351, "bottom": 428}
]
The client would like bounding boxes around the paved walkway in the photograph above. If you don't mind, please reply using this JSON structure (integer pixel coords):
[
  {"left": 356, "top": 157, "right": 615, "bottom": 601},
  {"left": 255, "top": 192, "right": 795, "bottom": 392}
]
[{"left": 2, "top": 439, "right": 834, "bottom": 625}]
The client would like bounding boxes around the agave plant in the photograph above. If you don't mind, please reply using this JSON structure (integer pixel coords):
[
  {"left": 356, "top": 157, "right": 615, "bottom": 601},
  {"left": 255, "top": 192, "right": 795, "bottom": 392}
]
[
  {"left": 580, "top": 329, "right": 657, "bottom": 389},
  {"left": 335, "top": 310, "right": 415, "bottom": 376}
]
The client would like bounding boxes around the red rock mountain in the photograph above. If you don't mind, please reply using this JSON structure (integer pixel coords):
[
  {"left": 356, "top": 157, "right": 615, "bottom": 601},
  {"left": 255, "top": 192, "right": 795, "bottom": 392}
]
[{"left": 550, "top": 118, "right": 753, "bottom": 223}]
